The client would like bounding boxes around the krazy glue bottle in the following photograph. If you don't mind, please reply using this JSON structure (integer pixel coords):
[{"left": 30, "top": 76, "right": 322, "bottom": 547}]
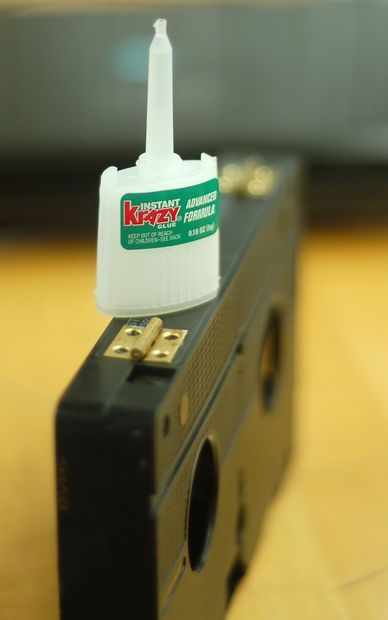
[{"left": 96, "top": 19, "right": 220, "bottom": 317}]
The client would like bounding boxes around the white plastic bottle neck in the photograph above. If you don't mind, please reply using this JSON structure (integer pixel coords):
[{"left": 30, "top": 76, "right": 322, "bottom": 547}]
[{"left": 136, "top": 19, "right": 182, "bottom": 179}]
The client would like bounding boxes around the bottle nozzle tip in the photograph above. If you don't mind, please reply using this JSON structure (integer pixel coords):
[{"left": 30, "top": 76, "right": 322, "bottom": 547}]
[{"left": 154, "top": 18, "right": 167, "bottom": 35}]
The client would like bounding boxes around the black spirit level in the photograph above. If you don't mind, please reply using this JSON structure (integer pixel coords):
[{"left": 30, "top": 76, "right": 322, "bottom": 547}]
[{"left": 56, "top": 156, "right": 301, "bottom": 620}]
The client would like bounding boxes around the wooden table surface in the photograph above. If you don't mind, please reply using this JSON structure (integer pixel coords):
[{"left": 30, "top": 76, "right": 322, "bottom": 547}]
[{"left": 1, "top": 229, "right": 387, "bottom": 619}]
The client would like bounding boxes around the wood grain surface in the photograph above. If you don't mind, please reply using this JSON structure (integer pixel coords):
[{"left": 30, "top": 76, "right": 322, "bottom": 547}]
[{"left": 1, "top": 229, "right": 387, "bottom": 619}]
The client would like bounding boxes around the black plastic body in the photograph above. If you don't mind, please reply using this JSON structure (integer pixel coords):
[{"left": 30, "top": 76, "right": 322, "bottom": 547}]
[{"left": 56, "top": 158, "right": 301, "bottom": 620}]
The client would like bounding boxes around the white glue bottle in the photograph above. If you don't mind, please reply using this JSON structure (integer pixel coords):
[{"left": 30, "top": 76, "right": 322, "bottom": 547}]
[{"left": 96, "top": 19, "right": 220, "bottom": 317}]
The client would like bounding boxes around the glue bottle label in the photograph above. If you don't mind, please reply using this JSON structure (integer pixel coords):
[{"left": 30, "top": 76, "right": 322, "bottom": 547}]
[{"left": 120, "top": 178, "right": 219, "bottom": 250}]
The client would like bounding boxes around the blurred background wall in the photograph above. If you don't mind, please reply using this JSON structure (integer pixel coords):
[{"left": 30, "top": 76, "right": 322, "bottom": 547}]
[
  {"left": 1, "top": 3, "right": 388, "bottom": 160},
  {"left": 1, "top": 1, "right": 387, "bottom": 229}
]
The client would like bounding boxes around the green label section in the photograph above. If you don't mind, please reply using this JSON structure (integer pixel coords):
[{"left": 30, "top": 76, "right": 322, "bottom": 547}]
[{"left": 120, "top": 178, "right": 219, "bottom": 250}]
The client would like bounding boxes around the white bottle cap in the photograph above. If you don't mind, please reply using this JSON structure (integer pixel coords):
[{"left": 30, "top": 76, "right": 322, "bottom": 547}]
[{"left": 96, "top": 19, "right": 220, "bottom": 317}]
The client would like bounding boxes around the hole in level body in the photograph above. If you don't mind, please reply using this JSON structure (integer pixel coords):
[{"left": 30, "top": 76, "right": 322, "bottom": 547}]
[
  {"left": 226, "top": 557, "right": 246, "bottom": 605},
  {"left": 259, "top": 308, "right": 282, "bottom": 412},
  {"left": 187, "top": 438, "right": 219, "bottom": 571},
  {"left": 236, "top": 504, "right": 247, "bottom": 545},
  {"left": 162, "top": 415, "right": 170, "bottom": 437}
]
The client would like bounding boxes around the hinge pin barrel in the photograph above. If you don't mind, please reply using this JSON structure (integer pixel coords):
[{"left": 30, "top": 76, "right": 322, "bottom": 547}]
[{"left": 129, "top": 317, "right": 163, "bottom": 360}]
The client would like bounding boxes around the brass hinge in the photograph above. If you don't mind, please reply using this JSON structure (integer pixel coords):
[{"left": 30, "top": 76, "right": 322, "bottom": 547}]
[{"left": 104, "top": 317, "right": 187, "bottom": 364}]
